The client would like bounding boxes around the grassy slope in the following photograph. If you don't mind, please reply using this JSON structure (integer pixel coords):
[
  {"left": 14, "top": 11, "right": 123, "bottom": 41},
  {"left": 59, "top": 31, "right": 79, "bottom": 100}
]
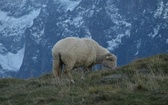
[{"left": 0, "top": 54, "right": 168, "bottom": 105}]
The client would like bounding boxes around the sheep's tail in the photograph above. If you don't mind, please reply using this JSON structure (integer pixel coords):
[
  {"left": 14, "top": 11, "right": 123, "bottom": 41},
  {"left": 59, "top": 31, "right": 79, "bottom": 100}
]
[{"left": 52, "top": 53, "right": 62, "bottom": 78}]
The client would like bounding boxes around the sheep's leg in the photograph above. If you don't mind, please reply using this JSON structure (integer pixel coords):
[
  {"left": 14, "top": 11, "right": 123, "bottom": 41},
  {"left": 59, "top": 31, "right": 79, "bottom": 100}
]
[
  {"left": 53, "top": 59, "right": 62, "bottom": 77},
  {"left": 64, "top": 65, "right": 75, "bottom": 83},
  {"left": 81, "top": 66, "right": 92, "bottom": 80},
  {"left": 81, "top": 67, "right": 87, "bottom": 80},
  {"left": 53, "top": 59, "right": 62, "bottom": 84},
  {"left": 65, "top": 71, "right": 75, "bottom": 83},
  {"left": 81, "top": 70, "right": 84, "bottom": 80}
]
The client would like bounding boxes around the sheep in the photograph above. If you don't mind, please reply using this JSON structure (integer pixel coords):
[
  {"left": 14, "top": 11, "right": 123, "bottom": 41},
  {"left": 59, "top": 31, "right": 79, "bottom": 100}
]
[{"left": 52, "top": 37, "right": 117, "bottom": 83}]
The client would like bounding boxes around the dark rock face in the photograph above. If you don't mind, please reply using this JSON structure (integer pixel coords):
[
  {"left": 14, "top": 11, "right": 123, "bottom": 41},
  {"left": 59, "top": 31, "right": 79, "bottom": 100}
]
[{"left": 0, "top": 0, "right": 167, "bottom": 78}]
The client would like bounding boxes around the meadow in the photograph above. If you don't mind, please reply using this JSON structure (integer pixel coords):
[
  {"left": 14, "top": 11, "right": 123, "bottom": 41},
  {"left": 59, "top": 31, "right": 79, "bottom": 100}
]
[{"left": 0, "top": 54, "right": 168, "bottom": 105}]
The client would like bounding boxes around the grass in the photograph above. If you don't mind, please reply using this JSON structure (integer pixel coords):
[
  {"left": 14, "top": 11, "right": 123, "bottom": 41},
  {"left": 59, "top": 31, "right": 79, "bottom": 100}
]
[{"left": 0, "top": 54, "right": 168, "bottom": 105}]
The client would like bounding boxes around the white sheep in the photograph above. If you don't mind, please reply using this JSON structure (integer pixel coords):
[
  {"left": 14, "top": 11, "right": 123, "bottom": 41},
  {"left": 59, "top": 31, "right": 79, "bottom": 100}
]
[{"left": 52, "top": 37, "right": 117, "bottom": 83}]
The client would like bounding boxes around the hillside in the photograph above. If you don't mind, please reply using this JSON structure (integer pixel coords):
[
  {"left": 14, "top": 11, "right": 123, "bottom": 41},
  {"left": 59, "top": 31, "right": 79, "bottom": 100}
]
[{"left": 0, "top": 54, "right": 168, "bottom": 105}]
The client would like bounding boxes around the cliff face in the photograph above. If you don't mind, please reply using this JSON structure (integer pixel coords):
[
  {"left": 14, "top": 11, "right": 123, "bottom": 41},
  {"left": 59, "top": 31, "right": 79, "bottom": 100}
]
[{"left": 0, "top": 0, "right": 167, "bottom": 78}]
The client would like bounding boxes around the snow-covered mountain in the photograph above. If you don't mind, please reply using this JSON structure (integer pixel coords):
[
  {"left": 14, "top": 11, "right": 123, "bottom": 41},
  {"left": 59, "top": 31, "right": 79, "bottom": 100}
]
[
  {"left": 0, "top": 0, "right": 47, "bottom": 77},
  {"left": 0, "top": 0, "right": 168, "bottom": 78}
]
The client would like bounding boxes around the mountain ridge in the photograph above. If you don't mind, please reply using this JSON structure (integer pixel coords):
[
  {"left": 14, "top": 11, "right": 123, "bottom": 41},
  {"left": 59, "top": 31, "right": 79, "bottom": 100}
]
[{"left": 0, "top": 0, "right": 168, "bottom": 78}]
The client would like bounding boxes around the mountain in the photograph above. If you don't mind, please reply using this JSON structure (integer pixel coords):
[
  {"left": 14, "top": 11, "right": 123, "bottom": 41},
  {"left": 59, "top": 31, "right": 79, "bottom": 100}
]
[
  {"left": 0, "top": 0, "right": 48, "bottom": 77},
  {"left": 0, "top": 0, "right": 168, "bottom": 78}
]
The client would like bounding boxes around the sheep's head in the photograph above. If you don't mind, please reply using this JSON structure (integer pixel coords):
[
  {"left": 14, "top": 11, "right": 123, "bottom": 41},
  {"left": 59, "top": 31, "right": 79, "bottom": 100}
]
[{"left": 101, "top": 54, "right": 117, "bottom": 70}]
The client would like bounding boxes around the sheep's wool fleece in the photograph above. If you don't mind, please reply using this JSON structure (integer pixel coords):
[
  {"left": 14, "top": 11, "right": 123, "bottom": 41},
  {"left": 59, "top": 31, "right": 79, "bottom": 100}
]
[{"left": 52, "top": 37, "right": 109, "bottom": 67}]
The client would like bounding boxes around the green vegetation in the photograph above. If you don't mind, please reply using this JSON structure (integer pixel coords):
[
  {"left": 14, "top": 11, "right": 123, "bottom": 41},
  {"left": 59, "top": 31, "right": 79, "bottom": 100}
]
[{"left": 0, "top": 54, "right": 168, "bottom": 105}]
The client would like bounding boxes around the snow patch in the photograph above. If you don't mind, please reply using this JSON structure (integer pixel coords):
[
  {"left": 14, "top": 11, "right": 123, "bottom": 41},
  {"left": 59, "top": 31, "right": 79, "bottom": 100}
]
[
  {"left": 32, "top": 27, "right": 45, "bottom": 44},
  {"left": 148, "top": 25, "right": 160, "bottom": 38},
  {"left": 163, "top": 3, "right": 168, "bottom": 19},
  {"left": 57, "top": 0, "right": 81, "bottom": 11},
  {"left": 0, "top": 8, "right": 41, "bottom": 37},
  {"left": 134, "top": 51, "right": 139, "bottom": 56},
  {"left": 166, "top": 39, "right": 168, "bottom": 44},
  {"left": 0, "top": 43, "right": 7, "bottom": 54},
  {"left": 134, "top": 40, "right": 141, "bottom": 56},
  {"left": 72, "top": 16, "right": 83, "bottom": 27},
  {"left": 105, "top": 2, "right": 131, "bottom": 51},
  {"left": 0, "top": 46, "right": 25, "bottom": 71},
  {"left": 154, "top": 1, "right": 164, "bottom": 18},
  {"left": 106, "top": 20, "right": 131, "bottom": 51},
  {"left": 0, "top": 9, "right": 40, "bottom": 72},
  {"left": 107, "top": 34, "right": 125, "bottom": 51},
  {"left": 84, "top": 27, "right": 91, "bottom": 37},
  {"left": 136, "top": 40, "right": 141, "bottom": 49},
  {"left": 42, "top": 4, "right": 47, "bottom": 8},
  {"left": 29, "top": 9, "right": 41, "bottom": 26}
]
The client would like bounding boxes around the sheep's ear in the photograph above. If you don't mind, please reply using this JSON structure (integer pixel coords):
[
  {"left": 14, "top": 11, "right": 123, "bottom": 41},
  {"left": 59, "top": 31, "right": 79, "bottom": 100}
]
[
  {"left": 106, "top": 56, "right": 112, "bottom": 60},
  {"left": 106, "top": 56, "right": 110, "bottom": 59}
]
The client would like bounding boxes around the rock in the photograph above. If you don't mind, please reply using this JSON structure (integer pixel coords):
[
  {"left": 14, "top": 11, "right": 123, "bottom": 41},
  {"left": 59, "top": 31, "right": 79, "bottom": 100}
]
[{"left": 100, "top": 74, "right": 123, "bottom": 84}]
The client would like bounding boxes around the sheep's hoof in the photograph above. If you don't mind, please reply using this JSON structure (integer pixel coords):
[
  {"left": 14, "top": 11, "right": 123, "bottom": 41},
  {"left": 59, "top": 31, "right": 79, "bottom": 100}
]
[
  {"left": 81, "top": 77, "right": 84, "bottom": 80},
  {"left": 111, "top": 67, "right": 117, "bottom": 70},
  {"left": 70, "top": 80, "right": 75, "bottom": 84}
]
